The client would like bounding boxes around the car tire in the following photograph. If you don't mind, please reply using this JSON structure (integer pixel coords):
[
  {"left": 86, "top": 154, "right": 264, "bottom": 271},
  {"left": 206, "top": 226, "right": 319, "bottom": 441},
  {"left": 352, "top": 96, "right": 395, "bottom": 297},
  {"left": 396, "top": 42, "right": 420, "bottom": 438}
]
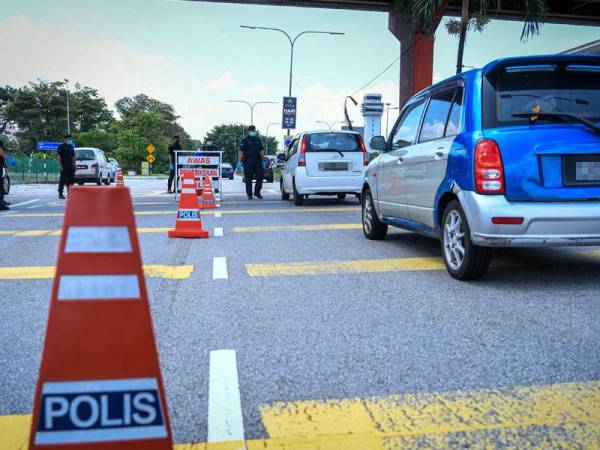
[
  {"left": 441, "top": 200, "right": 492, "bottom": 281},
  {"left": 281, "top": 178, "right": 290, "bottom": 201},
  {"left": 3, "top": 173, "right": 10, "bottom": 195},
  {"left": 96, "top": 176, "right": 102, "bottom": 186},
  {"left": 293, "top": 179, "right": 304, "bottom": 206},
  {"left": 337, "top": 194, "right": 346, "bottom": 200},
  {"left": 362, "top": 188, "right": 387, "bottom": 240}
]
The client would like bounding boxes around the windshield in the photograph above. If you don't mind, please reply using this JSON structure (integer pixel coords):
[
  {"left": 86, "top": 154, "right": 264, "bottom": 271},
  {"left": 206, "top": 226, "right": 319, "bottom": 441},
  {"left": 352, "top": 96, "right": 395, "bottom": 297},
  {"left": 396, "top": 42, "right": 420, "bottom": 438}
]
[
  {"left": 483, "top": 65, "right": 600, "bottom": 129},
  {"left": 75, "top": 149, "right": 96, "bottom": 161},
  {"left": 306, "top": 133, "right": 362, "bottom": 152}
]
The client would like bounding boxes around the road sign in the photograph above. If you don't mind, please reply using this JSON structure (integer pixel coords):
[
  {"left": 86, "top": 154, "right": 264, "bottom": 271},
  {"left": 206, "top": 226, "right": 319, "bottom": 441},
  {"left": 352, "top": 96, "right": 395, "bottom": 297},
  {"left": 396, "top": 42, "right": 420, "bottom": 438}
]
[
  {"left": 146, "top": 144, "right": 155, "bottom": 154},
  {"left": 147, "top": 154, "right": 156, "bottom": 163},
  {"left": 282, "top": 97, "right": 297, "bottom": 129},
  {"left": 141, "top": 161, "right": 150, "bottom": 176},
  {"left": 37, "top": 142, "right": 60, "bottom": 151}
]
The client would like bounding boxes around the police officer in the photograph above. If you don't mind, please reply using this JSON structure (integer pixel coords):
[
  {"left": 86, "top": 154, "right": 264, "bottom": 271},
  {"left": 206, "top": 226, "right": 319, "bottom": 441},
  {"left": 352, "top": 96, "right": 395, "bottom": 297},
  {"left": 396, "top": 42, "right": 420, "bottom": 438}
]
[
  {"left": 0, "top": 140, "right": 9, "bottom": 211},
  {"left": 167, "top": 135, "right": 182, "bottom": 193},
  {"left": 57, "top": 134, "right": 76, "bottom": 199},
  {"left": 239, "top": 125, "right": 264, "bottom": 200}
]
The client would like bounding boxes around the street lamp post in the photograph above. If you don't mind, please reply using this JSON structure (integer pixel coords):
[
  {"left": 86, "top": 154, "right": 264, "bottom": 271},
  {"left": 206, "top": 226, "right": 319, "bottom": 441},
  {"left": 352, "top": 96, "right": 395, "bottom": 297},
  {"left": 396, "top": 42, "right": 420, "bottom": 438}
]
[
  {"left": 316, "top": 120, "right": 350, "bottom": 130},
  {"left": 265, "top": 122, "right": 279, "bottom": 155},
  {"left": 64, "top": 79, "right": 71, "bottom": 135},
  {"left": 384, "top": 105, "right": 400, "bottom": 137},
  {"left": 227, "top": 100, "right": 277, "bottom": 125},
  {"left": 241, "top": 26, "right": 345, "bottom": 135}
]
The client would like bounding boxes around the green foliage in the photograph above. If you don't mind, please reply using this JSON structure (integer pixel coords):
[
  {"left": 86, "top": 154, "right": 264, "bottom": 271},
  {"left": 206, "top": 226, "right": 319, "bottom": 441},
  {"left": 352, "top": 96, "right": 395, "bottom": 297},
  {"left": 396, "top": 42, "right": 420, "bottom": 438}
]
[
  {"left": 203, "top": 124, "right": 279, "bottom": 164},
  {"left": 74, "top": 129, "right": 117, "bottom": 152}
]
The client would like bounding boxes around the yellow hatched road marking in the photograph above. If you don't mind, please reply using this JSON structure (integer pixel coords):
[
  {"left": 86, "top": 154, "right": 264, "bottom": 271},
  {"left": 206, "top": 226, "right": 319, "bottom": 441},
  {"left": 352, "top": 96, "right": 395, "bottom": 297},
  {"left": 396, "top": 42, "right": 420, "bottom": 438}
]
[
  {"left": 0, "top": 265, "right": 194, "bottom": 280},
  {"left": 246, "top": 251, "right": 600, "bottom": 277},
  {"left": 2, "top": 381, "right": 599, "bottom": 448},
  {"left": 234, "top": 223, "right": 362, "bottom": 232},
  {"left": 0, "top": 207, "right": 358, "bottom": 218}
]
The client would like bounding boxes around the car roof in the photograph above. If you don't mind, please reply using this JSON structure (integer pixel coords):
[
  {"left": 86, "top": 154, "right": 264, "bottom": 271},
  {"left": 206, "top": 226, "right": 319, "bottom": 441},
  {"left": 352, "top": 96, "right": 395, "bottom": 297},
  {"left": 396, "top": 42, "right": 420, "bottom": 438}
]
[
  {"left": 75, "top": 147, "right": 101, "bottom": 151},
  {"left": 297, "top": 129, "right": 361, "bottom": 138}
]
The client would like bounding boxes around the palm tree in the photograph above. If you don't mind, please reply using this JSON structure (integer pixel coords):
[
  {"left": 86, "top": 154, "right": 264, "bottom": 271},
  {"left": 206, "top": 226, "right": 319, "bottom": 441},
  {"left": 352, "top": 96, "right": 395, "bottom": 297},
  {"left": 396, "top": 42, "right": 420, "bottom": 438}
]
[{"left": 395, "top": 0, "right": 547, "bottom": 74}]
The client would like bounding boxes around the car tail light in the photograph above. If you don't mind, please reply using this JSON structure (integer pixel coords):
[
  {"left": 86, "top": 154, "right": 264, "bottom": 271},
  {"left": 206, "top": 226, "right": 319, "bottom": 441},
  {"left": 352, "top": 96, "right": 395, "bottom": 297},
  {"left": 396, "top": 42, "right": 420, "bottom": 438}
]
[
  {"left": 492, "top": 217, "right": 524, "bottom": 225},
  {"left": 359, "top": 136, "right": 368, "bottom": 166},
  {"left": 475, "top": 139, "right": 504, "bottom": 194},
  {"left": 298, "top": 135, "right": 307, "bottom": 167},
  {"left": 91, "top": 163, "right": 99, "bottom": 172}
]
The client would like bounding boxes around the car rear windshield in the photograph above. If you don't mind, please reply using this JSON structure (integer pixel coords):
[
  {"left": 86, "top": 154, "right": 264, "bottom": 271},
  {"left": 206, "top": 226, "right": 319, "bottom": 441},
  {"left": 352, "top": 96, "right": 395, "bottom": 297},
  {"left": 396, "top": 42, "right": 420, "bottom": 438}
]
[
  {"left": 75, "top": 149, "right": 95, "bottom": 161},
  {"left": 306, "top": 133, "right": 362, "bottom": 152},
  {"left": 483, "top": 64, "right": 600, "bottom": 129}
]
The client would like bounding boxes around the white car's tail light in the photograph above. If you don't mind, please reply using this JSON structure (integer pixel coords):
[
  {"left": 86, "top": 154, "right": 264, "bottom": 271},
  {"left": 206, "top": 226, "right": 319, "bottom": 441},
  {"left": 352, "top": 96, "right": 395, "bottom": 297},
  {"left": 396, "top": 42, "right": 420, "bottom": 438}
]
[
  {"left": 298, "top": 135, "right": 307, "bottom": 167},
  {"left": 475, "top": 139, "right": 505, "bottom": 194},
  {"left": 359, "top": 136, "right": 368, "bottom": 166}
]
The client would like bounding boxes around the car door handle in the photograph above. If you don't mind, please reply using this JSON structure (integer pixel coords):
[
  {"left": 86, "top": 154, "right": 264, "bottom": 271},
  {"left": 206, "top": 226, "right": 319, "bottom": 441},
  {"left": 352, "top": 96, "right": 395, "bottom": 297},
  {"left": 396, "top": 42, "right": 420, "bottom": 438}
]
[{"left": 397, "top": 157, "right": 404, "bottom": 163}]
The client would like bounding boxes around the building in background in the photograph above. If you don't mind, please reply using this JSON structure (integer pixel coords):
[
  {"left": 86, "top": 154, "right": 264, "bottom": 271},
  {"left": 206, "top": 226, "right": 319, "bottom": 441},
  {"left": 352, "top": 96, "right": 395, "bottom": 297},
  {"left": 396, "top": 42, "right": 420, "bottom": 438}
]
[{"left": 361, "top": 94, "right": 384, "bottom": 152}]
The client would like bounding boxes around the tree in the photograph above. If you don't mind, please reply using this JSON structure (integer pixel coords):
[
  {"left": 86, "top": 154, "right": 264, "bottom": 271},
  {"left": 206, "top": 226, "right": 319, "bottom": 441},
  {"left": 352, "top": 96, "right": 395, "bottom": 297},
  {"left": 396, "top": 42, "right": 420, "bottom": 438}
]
[
  {"left": 394, "top": 0, "right": 547, "bottom": 74},
  {"left": 203, "top": 124, "right": 278, "bottom": 164},
  {"left": 0, "top": 80, "right": 114, "bottom": 151},
  {"left": 73, "top": 129, "right": 117, "bottom": 152}
]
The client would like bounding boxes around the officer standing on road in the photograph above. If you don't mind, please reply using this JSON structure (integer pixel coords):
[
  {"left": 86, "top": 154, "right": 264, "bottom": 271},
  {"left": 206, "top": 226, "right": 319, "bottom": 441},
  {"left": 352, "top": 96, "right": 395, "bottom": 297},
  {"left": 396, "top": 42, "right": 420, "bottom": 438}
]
[
  {"left": 167, "top": 135, "right": 182, "bottom": 194},
  {"left": 239, "top": 125, "right": 264, "bottom": 200},
  {"left": 57, "top": 134, "right": 76, "bottom": 200},
  {"left": 0, "top": 140, "right": 9, "bottom": 211}
]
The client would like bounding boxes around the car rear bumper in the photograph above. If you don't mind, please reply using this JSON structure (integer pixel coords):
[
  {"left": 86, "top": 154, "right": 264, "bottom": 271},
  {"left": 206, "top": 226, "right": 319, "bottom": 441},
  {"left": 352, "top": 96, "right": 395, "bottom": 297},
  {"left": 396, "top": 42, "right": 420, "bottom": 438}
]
[
  {"left": 295, "top": 168, "right": 364, "bottom": 194},
  {"left": 459, "top": 191, "right": 600, "bottom": 247}
]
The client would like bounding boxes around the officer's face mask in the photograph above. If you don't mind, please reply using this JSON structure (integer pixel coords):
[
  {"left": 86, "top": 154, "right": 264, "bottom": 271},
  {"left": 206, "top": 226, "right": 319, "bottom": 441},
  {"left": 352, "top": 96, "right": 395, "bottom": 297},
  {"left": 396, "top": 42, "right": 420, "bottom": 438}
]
[{"left": 249, "top": 131, "right": 257, "bottom": 137}]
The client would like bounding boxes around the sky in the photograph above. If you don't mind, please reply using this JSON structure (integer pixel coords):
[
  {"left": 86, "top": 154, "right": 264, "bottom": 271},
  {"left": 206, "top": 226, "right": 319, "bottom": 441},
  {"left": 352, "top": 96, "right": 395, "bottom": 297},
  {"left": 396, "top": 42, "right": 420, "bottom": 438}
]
[{"left": 1, "top": 0, "right": 598, "bottom": 143}]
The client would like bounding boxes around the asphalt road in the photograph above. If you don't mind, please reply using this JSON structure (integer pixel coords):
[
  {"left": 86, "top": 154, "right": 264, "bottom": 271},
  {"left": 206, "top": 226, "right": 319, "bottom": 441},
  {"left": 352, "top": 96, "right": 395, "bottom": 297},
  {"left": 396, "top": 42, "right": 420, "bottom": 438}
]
[{"left": 1, "top": 177, "right": 599, "bottom": 448}]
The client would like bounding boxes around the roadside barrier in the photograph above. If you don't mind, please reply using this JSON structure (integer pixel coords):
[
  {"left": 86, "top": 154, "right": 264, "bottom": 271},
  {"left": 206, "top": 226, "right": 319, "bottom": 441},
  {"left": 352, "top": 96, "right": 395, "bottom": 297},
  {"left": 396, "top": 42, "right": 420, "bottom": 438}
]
[
  {"left": 200, "top": 176, "right": 216, "bottom": 209},
  {"left": 168, "top": 171, "right": 209, "bottom": 238},
  {"left": 116, "top": 168, "right": 125, "bottom": 188},
  {"left": 29, "top": 186, "right": 173, "bottom": 449}
]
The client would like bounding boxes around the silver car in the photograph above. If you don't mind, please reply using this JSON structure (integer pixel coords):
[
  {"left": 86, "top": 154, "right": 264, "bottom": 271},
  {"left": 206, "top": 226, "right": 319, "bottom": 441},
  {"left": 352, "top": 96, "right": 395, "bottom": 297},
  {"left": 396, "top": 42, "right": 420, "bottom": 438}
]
[{"left": 74, "top": 148, "right": 112, "bottom": 186}]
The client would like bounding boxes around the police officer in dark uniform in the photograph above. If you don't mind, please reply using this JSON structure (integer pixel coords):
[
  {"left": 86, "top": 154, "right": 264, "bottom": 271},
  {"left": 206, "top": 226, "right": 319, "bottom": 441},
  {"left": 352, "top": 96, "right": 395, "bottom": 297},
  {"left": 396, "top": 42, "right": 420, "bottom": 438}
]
[
  {"left": 57, "top": 134, "right": 76, "bottom": 199},
  {"left": 167, "top": 135, "right": 182, "bottom": 193},
  {"left": 239, "top": 125, "right": 264, "bottom": 200},
  {"left": 0, "top": 140, "right": 9, "bottom": 210}
]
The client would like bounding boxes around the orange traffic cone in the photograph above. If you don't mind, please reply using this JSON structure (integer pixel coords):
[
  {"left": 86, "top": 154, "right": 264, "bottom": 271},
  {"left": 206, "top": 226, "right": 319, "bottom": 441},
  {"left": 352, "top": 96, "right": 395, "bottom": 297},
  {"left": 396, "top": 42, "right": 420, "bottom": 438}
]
[
  {"left": 29, "top": 186, "right": 173, "bottom": 449},
  {"left": 168, "top": 171, "right": 209, "bottom": 238},
  {"left": 116, "top": 168, "right": 125, "bottom": 188},
  {"left": 200, "top": 176, "right": 216, "bottom": 209}
]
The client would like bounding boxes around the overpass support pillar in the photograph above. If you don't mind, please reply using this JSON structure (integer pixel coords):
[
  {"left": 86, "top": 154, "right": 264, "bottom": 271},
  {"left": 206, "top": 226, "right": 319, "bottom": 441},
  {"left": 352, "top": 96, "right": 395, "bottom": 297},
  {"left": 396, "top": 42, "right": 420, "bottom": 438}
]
[{"left": 389, "top": 8, "right": 436, "bottom": 108}]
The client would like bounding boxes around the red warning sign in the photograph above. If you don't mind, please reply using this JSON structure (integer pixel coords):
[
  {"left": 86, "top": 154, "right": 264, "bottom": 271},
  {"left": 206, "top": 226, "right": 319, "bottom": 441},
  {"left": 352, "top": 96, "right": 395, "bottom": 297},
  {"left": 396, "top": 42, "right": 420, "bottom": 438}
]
[
  {"left": 29, "top": 186, "right": 173, "bottom": 449},
  {"left": 177, "top": 168, "right": 219, "bottom": 178}
]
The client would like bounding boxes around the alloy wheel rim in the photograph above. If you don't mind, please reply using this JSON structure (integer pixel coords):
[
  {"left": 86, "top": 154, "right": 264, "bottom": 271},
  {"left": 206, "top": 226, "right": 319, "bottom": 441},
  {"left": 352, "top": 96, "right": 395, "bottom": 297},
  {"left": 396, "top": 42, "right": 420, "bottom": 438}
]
[
  {"left": 443, "top": 210, "right": 466, "bottom": 270},
  {"left": 363, "top": 193, "right": 373, "bottom": 234}
]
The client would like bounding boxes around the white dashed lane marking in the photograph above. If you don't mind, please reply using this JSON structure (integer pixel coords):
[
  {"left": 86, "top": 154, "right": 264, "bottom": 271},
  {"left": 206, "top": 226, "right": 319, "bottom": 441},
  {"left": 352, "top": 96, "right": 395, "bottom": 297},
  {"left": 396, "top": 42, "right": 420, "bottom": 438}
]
[
  {"left": 212, "top": 257, "right": 228, "bottom": 280},
  {"left": 214, "top": 227, "right": 224, "bottom": 237}
]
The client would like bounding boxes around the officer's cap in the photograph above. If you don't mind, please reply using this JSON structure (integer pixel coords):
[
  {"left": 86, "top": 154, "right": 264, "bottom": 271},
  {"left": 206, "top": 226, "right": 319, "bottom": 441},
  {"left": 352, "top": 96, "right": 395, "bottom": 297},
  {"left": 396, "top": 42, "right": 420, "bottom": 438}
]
[{"left": 247, "top": 125, "right": 256, "bottom": 132}]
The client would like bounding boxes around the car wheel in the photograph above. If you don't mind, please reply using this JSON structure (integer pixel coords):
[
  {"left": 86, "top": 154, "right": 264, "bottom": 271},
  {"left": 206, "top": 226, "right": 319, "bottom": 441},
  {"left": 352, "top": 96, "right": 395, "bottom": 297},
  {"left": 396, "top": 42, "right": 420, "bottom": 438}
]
[
  {"left": 337, "top": 194, "right": 346, "bottom": 200},
  {"left": 3, "top": 173, "right": 10, "bottom": 195},
  {"left": 280, "top": 178, "right": 290, "bottom": 200},
  {"left": 96, "top": 176, "right": 102, "bottom": 186},
  {"left": 362, "top": 188, "right": 387, "bottom": 240},
  {"left": 441, "top": 200, "right": 492, "bottom": 281},
  {"left": 293, "top": 179, "right": 304, "bottom": 206}
]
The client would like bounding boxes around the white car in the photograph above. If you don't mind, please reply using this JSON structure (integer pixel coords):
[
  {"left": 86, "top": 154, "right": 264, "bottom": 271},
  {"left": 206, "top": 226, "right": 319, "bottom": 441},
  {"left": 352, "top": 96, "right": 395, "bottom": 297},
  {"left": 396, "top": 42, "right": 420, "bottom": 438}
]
[
  {"left": 278, "top": 130, "right": 368, "bottom": 205},
  {"left": 74, "top": 147, "right": 112, "bottom": 186},
  {"left": 108, "top": 158, "right": 120, "bottom": 182}
]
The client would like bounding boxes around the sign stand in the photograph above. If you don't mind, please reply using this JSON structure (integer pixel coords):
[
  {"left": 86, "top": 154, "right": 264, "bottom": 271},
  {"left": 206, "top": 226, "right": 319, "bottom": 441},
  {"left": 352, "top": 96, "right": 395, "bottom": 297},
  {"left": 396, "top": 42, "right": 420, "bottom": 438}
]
[{"left": 174, "top": 150, "right": 223, "bottom": 203}]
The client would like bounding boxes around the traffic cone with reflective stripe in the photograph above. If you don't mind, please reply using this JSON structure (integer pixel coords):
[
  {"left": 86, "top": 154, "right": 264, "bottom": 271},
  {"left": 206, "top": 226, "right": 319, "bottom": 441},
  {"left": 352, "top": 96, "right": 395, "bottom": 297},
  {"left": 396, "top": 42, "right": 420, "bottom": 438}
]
[
  {"left": 29, "top": 186, "right": 173, "bottom": 449},
  {"left": 116, "top": 168, "right": 125, "bottom": 188},
  {"left": 168, "top": 171, "right": 209, "bottom": 238},
  {"left": 200, "top": 176, "right": 216, "bottom": 209}
]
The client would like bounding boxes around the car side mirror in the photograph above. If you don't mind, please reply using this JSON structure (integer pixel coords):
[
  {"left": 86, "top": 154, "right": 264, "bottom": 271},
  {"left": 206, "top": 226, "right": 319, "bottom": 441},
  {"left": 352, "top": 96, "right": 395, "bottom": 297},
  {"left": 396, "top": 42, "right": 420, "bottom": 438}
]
[
  {"left": 276, "top": 153, "right": 287, "bottom": 162},
  {"left": 370, "top": 136, "right": 386, "bottom": 151}
]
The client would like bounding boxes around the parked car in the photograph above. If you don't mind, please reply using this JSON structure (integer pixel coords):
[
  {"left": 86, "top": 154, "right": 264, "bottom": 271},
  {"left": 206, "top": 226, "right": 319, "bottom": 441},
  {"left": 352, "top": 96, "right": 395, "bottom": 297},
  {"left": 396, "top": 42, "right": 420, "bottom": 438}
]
[
  {"left": 241, "top": 157, "right": 274, "bottom": 183},
  {"left": 108, "top": 158, "right": 120, "bottom": 182},
  {"left": 363, "top": 54, "right": 600, "bottom": 281},
  {"left": 221, "top": 163, "right": 234, "bottom": 180},
  {"left": 2, "top": 172, "right": 9, "bottom": 195},
  {"left": 278, "top": 131, "right": 367, "bottom": 205},
  {"left": 74, "top": 147, "right": 112, "bottom": 185}
]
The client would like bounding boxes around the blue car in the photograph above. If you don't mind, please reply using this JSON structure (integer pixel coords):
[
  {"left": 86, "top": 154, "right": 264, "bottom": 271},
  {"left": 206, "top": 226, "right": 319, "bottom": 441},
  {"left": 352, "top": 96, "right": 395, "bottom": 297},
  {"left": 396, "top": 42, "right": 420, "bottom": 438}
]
[{"left": 364, "top": 54, "right": 600, "bottom": 280}]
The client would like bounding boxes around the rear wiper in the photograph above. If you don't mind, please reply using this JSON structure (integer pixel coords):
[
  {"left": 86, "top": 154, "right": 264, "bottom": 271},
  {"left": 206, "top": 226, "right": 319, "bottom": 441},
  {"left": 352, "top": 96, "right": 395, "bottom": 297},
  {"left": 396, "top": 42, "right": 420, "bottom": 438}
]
[
  {"left": 331, "top": 150, "right": 345, "bottom": 157},
  {"left": 512, "top": 112, "right": 600, "bottom": 136}
]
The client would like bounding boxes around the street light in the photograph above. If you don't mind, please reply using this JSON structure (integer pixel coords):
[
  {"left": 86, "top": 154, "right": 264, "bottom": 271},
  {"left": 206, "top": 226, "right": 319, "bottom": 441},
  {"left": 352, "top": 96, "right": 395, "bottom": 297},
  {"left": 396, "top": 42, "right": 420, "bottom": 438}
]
[
  {"left": 344, "top": 96, "right": 358, "bottom": 131},
  {"left": 226, "top": 100, "right": 278, "bottom": 125},
  {"left": 240, "top": 25, "right": 345, "bottom": 134},
  {"left": 64, "top": 79, "right": 71, "bottom": 135},
  {"left": 265, "top": 122, "right": 280, "bottom": 155},
  {"left": 384, "top": 105, "right": 400, "bottom": 137},
  {"left": 316, "top": 120, "right": 351, "bottom": 130}
]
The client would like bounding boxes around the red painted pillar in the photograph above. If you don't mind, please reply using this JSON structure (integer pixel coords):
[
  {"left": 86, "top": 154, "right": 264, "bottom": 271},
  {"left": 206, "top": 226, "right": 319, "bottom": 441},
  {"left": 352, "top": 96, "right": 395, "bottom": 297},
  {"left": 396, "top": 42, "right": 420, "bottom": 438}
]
[{"left": 411, "top": 33, "right": 434, "bottom": 95}]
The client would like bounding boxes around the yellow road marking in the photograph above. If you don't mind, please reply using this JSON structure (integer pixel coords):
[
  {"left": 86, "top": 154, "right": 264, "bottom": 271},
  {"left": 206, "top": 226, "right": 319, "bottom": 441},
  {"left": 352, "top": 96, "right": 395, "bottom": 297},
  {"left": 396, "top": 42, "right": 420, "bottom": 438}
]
[
  {"left": 0, "top": 265, "right": 194, "bottom": 280},
  {"left": 3, "top": 381, "right": 599, "bottom": 448},
  {"left": 246, "top": 251, "right": 600, "bottom": 277},
  {"left": 0, "top": 207, "right": 359, "bottom": 219},
  {"left": 234, "top": 223, "right": 362, "bottom": 232},
  {"left": 1, "top": 228, "right": 171, "bottom": 237}
]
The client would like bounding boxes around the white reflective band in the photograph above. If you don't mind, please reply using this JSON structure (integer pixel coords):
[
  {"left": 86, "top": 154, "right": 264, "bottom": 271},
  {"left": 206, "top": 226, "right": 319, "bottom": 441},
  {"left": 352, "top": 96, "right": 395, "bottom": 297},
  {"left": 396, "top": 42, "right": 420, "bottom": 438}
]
[
  {"left": 35, "top": 426, "right": 168, "bottom": 445},
  {"left": 181, "top": 188, "right": 197, "bottom": 194},
  {"left": 57, "top": 275, "right": 140, "bottom": 300},
  {"left": 65, "top": 226, "right": 132, "bottom": 253},
  {"left": 183, "top": 179, "right": 195, "bottom": 185},
  {"left": 42, "top": 378, "right": 158, "bottom": 394}
]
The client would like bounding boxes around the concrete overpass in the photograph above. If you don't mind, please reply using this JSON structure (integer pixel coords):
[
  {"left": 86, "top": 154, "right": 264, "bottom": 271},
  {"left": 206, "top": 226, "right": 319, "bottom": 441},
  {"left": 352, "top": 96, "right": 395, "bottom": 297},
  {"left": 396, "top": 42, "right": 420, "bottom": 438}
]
[{"left": 191, "top": 0, "right": 600, "bottom": 105}]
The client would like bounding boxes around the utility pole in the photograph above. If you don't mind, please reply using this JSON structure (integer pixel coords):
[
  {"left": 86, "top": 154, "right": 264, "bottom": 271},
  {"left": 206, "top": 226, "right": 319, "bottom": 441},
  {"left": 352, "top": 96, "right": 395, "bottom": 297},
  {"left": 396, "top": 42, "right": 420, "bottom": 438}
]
[{"left": 64, "top": 79, "right": 71, "bottom": 135}]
